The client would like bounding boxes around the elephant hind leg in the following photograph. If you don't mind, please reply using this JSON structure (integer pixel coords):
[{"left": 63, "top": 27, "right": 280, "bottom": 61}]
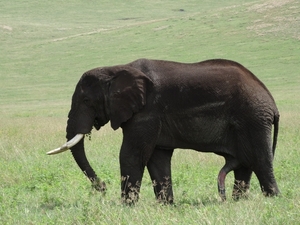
[
  {"left": 246, "top": 130, "right": 280, "bottom": 197},
  {"left": 147, "top": 148, "right": 174, "bottom": 204},
  {"left": 232, "top": 166, "right": 252, "bottom": 200},
  {"left": 253, "top": 162, "right": 280, "bottom": 197},
  {"left": 235, "top": 125, "right": 280, "bottom": 198},
  {"left": 218, "top": 156, "right": 241, "bottom": 201}
]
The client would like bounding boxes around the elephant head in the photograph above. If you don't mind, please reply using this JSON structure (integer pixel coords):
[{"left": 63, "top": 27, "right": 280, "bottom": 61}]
[{"left": 47, "top": 66, "right": 153, "bottom": 191}]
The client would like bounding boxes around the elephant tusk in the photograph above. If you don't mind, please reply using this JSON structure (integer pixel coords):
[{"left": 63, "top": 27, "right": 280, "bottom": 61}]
[{"left": 47, "top": 134, "right": 84, "bottom": 155}]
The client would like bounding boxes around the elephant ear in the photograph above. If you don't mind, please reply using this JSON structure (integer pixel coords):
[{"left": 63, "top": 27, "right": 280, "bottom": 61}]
[{"left": 108, "top": 67, "right": 152, "bottom": 130}]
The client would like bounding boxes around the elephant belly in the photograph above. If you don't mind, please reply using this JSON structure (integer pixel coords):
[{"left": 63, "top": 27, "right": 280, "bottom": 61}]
[{"left": 158, "top": 114, "right": 232, "bottom": 153}]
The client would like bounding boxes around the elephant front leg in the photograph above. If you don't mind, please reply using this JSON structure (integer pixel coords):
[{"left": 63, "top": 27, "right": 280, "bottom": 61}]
[
  {"left": 119, "top": 144, "right": 146, "bottom": 205},
  {"left": 120, "top": 120, "right": 161, "bottom": 204},
  {"left": 147, "top": 148, "right": 174, "bottom": 204}
]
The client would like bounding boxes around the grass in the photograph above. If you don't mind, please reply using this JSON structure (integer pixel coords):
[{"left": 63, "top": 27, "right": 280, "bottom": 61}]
[{"left": 1, "top": 0, "right": 300, "bottom": 224}]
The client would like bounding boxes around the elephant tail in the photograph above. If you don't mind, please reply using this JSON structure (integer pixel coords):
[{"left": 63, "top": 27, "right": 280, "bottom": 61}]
[{"left": 272, "top": 113, "right": 280, "bottom": 157}]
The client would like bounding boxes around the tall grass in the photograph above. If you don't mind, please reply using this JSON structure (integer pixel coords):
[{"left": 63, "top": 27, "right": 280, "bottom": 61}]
[{"left": 1, "top": 0, "right": 299, "bottom": 224}]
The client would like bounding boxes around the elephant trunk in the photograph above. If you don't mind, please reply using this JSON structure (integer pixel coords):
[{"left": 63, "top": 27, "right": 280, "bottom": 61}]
[
  {"left": 69, "top": 138, "right": 96, "bottom": 180},
  {"left": 69, "top": 137, "right": 107, "bottom": 192}
]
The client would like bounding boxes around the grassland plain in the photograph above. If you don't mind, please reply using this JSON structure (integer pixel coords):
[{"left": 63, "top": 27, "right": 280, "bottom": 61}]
[{"left": 0, "top": 0, "right": 299, "bottom": 224}]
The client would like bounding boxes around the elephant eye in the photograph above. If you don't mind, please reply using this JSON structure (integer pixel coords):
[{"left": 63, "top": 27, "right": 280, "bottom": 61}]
[{"left": 83, "top": 98, "right": 91, "bottom": 105}]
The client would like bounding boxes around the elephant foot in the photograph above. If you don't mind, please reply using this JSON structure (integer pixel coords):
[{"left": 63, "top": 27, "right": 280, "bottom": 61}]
[
  {"left": 153, "top": 177, "right": 174, "bottom": 204},
  {"left": 261, "top": 186, "right": 280, "bottom": 197},
  {"left": 232, "top": 180, "right": 250, "bottom": 200},
  {"left": 122, "top": 191, "right": 139, "bottom": 205},
  {"left": 157, "top": 193, "right": 174, "bottom": 204},
  {"left": 91, "top": 177, "right": 107, "bottom": 193},
  {"left": 121, "top": 188, "right": 140, "bottom": 205},
  {"left": 254, "top": 165, "right": 280, "bottom": 198},
  {"left": 121, "top": 176, "right": 141, "bottom": 205}
]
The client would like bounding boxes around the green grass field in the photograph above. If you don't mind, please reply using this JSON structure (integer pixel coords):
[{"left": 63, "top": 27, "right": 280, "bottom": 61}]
[{"left": 1, "top": 0, "right": 299, "bottom": 224}]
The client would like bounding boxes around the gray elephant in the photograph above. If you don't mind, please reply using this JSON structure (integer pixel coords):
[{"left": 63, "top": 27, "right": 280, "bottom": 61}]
[{"left": 48, "top": 58, "right": 280, "bottom": 204}]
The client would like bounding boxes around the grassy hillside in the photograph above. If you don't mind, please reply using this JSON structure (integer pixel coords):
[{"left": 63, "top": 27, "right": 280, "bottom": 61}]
[{"left": 0, "top": 0, "right": 299, "bottom": 224}]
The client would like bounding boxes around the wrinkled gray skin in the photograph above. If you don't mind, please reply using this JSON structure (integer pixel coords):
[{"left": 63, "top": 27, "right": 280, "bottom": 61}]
[{"left": 65, "top": 58, "right": 279, "bottom": 204}]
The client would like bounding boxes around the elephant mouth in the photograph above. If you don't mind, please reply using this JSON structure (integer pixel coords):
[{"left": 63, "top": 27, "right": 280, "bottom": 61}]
[
  {"left": 94, "top": 108, "right": 109, "bottom": 130},
  {"left": 93, "top": 117, "right": 105, "bottom": 130}
]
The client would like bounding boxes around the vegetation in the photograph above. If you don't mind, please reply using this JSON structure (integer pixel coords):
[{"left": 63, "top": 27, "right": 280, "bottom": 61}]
[{"left": 1, "top": 0, "right": 299, "bottom": 224}]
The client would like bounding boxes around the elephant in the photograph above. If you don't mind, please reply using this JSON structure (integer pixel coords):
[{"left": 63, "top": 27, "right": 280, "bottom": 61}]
[{"left": 48, "top": 58, "right": 280, "bottom": 204}]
